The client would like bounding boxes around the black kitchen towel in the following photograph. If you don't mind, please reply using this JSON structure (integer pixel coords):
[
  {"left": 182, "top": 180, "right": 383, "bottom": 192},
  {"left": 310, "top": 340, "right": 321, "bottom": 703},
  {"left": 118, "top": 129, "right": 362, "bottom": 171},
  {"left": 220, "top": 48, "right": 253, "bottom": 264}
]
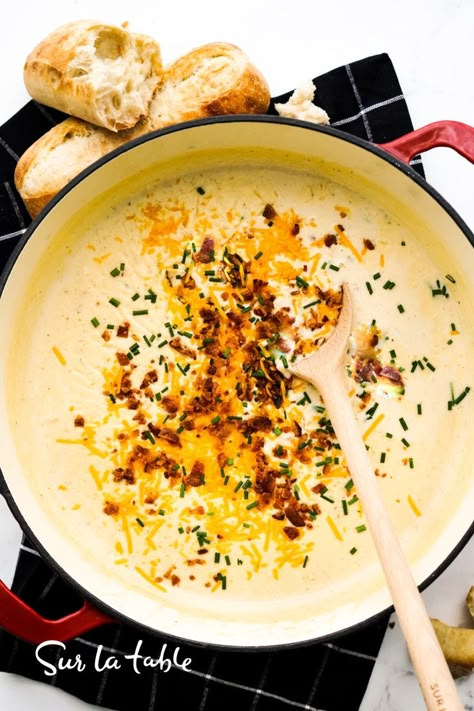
[{"left": 0, "top": 53, "right": 423, "bottom": 711}]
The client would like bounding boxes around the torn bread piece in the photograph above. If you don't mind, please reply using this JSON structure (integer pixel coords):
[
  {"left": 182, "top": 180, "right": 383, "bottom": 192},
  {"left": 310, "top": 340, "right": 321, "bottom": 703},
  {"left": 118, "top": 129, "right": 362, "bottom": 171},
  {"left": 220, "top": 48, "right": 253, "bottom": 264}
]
[
  {"left": 15, "top": 42, "right": 270, "bottom": 218},
  {"left": 275, "top": 80, "right": 329, "bottom": 125},
  {"left": 23, "top": 20, "right": 163, "bottom": 131}
]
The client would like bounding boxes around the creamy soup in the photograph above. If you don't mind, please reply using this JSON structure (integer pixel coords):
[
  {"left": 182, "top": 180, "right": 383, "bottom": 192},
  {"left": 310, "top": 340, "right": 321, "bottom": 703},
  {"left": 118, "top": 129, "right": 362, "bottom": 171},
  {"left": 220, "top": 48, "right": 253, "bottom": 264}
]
[{"left": 5, "top": 153, "right": 472, "bottom": 624}]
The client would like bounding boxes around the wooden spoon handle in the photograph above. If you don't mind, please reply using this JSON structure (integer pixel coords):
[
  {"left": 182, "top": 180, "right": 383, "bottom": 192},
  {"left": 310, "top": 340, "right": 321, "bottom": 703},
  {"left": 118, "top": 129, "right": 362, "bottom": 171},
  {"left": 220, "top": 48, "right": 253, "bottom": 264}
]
[{"left": 317, "top": 369, "right": 463, "bottom": 711}]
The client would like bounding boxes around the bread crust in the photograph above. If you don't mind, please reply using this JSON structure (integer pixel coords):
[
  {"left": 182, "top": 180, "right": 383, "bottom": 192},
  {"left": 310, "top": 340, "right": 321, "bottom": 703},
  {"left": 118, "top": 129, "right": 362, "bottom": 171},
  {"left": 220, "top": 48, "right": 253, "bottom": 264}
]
[
  {"left": 23, "top": 20, "right": 163, "bottom": 131},
  {"left": 16, "top": 41, "right": 271, "bottom": 218}
]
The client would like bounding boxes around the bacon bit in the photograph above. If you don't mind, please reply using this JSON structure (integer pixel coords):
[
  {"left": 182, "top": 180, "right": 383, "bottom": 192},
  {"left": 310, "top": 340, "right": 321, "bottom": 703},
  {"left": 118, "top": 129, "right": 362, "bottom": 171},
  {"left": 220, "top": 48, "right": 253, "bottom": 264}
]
[
  {"left": 291, "top": 223, "right": 300, "bottom": 236},
  {"left": 113, "top": 467, "right": 135, "bottom": 484},
  {"left": 116, "top": 352, "right": 130, "bottom": 366},
  {"left": 375, "top": 468, "right": 387, "bottom": 478},
  {"left": 161, "top": 395, "right": 179, "bottom": 413},
  {"left": 145, "top": 493, "right": 157, "bottom": 504},
  {"left": 311, "top": 483, "right": 326, "bottom": 494},
  {"left": 182, "top": 276, "right": 196, "bottom": 289},
  {"left": 272, "top": 511, "right": 285, "bottom": 520},
  {"left": 101, "top": 330, "right": 111, "bottom": 341},
  {"left": 185, "top": 460, "right": 205, "bottom": 487},
  {"left": 380, "top": 365, "right": 403, "bottom": 384},
  {"left": 262, "top": 203, "right": 277, "bottom": 220},
  {"left": 195, "top": 237, "right": 215, "bottom": 263},
  {"left": 197, "top": 548, "right": 208, "bottom": 555},
  {"left": 283, "top": 526, "right": 300, "bottom": 540},
  {"left": 324, "top": 233, "right": 338, "bottom": 247},
  {"left": 354, "top": 358, "right": 381, "bottom": 383},
  {"left": 170, "top": 575, "right": 180, "bottom": 586},
  {"left": 103, "top": 501, "right": 119, "bottom": 515},
  {"left": 74, "top": 415, "right": 85, "bottom": 427},
  {"left": 126, "top": 397, "right": 140, "bottom": 410},
  {"left": 363, "top": 238, "right": 375, "bottom": 250},
  {"left": 117, "top": 322, "right": 130, "bottom": 338},
  {"left": 169, "top": 337, "right": 196, "bottom": 359},
  {"left": 186, "top": 558, "right": 206, "bottom": 566},
  {"left": 140, "top": 369, "right": 158, "bottom": 389},
  {"left": 199, "top": 307, "right": 219, "bottom": 325},
  {"left": 285, "top": 505, "right": 306, "bottom": 527},
  {"left": 240, "top": 415, "right": 272, "bottom": 435},
  {"left": 156, "top": 427, "right": 182, "bottom": 447}
]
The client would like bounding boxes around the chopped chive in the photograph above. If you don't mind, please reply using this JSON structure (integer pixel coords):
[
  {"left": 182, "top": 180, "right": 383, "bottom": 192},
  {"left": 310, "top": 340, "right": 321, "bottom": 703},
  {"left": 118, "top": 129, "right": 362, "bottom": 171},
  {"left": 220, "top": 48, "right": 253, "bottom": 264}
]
[
  {"left": 383, "top": 281, "right": 396, "bottom": 290},
  {"left": 344, "top": 478, "right": 354, "bottom": 491},
  {"left": 254, "top": 251, "right": 263, "bottom": 260},
  {"left": 417, "top": 403, "right": 422, "bottom": 415},
  {"left": 273, "top": 426, "right": 281, "bottom": 436},
  {"left": 380, "top": 452, "right": 386, "bottom": 463},
  {"left": 133, "top": 309, "right": 148, "bottom": 316},
  {"left": 399, "top": 417, "right": 408, "bottom": 431},
  {"left": 303, "top": 299, "right": 319, "bottom": 309},
  {"left": 445, "top": 274, "right": 456, "bottom": 283},
  {"left": 373, "top": 272, "right": 381, "bottom": 280},
  {"left": 91, "top": 317, "right": 100, "bottom": 328},
  {"left": 366, "top": 281, "right": 373, "bottom": 295},
  {"left": 179, "top": 483, "right": 185, "bottom": 498},
  {"left": 390, "top": 349, "right": 396, "bottom": 359},
  {"left": 356, "top": 524, "right": 367, "bottom": 533},
  {"left": 296, "top": 275, "right": 309, "bottom": 288},
  {"left": 350, "top": 547, "right": 357, "bottom": 555},
  {"left": 110, "top": 267, "right": 120, "bottom": 277},
  {"left": 342, "top": 500, "right": 348, "bottom": 515},
  {"left": 196, "top": 186, "right": 205, "bottom": 195},
  {"left": 109, "top": 297, "right": 120, "bottom": 307},
  {"left": 178, "top": 526, "right": 184, "bottom": 534},
  {"left": 211, "top": 415, "right": 221, "bottom": 425},
  {"left": 401, "top": 437, "right": 410, "bottom": 448},
  {"left": 303, "top": 555, "right": 309, "bottom": 568},
  {"left": 225, "top": 555, "right": 231, "bottom": 566},
  {"left": 329, "top": 264, "right": 340, "bottom": 272},
  {"left": 397, "top": 304, "right": 405, "bottom": 313},
  {"left": 348, "top": 495, "right": 359, "bottom": 505},
  {"left": 136, "top": 517, "right": 145, "bottom": 527},
  {"left": 246, "top": 501, "right": 258, "bottom": 510},
  {"left": 409, "top": 458, "right": 414, "bottom": 469}
]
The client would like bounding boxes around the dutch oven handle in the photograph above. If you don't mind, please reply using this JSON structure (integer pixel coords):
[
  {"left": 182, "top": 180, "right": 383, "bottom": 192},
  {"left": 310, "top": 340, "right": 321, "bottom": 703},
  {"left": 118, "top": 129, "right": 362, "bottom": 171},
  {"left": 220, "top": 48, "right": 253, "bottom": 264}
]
[
  {"left": 378, "top": 119, "right": 474, "bottom": 164},
  {"left": 0, "top": 579, "right": 114, "bottom": 643}
]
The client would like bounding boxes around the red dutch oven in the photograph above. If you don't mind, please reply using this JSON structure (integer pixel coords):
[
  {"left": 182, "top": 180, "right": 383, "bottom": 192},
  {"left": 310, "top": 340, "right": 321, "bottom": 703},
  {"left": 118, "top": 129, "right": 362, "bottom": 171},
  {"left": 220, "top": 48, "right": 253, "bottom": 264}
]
[{"left": 0, "top": 117, "right": 473, "bottom": 649}]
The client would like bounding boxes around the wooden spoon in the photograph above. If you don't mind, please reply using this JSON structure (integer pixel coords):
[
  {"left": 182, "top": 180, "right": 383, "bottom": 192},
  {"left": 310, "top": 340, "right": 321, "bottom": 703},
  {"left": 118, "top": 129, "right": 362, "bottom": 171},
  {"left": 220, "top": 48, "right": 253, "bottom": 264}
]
[{"left": 290, "top": 283, "right": 463, "bottom": 711}]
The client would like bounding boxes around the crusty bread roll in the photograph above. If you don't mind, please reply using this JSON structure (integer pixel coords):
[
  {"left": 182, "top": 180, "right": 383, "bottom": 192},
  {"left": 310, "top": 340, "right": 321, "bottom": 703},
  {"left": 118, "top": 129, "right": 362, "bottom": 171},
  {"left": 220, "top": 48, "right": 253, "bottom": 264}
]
[
  {"left": 23, "top": 20, "right": 163, "bottom": 131},
  {"left": 146, "top": 42, "right": 270, "bottom": 129},
  {"left": 15, "top": 42, "right": 271, "bottom": 218}
]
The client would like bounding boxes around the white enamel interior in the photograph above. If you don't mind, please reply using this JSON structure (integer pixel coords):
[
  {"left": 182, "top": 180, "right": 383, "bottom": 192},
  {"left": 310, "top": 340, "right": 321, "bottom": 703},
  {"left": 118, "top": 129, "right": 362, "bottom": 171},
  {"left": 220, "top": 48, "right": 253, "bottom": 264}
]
[{"left": 0, "top": 119, "right": 473, "bottom": 647}]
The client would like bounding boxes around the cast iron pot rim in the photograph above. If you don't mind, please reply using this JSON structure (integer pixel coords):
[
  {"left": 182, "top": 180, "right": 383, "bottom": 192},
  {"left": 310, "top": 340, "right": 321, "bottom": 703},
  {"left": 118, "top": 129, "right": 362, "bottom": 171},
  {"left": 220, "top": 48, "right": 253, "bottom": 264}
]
[{"left": 0, "top": 114, "right": 473, "bottom": 652}]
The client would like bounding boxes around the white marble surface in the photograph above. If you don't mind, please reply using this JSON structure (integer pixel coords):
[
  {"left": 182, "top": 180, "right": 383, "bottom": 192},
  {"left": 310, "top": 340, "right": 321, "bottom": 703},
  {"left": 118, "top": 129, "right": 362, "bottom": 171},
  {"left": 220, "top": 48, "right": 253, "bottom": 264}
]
[{"left": 0, "top": 1, "right": 473, "bottom": 709}]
